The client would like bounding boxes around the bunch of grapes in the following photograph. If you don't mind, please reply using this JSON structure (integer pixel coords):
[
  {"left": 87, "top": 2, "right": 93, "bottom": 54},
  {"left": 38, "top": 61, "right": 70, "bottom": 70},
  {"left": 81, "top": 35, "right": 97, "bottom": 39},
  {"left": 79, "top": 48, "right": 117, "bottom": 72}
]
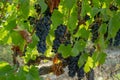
[
  {"left": 90, "top": 23, "right": 99, "bottom": 42},
  {"left": 113, "top": 29, "right": 120, "bottom": 46},
  {"left": 34, "top": 4, "right": 41, "bottom": 14},
  {"left": 84, "top": 14, "right": 90, "bottom": 21},
  {"left": 67, "top": 55, "right": 85, "bottom": 80},
  {"left": 52, "top": 24, "right": 67, "bottom": 53},
  {"left": 36, "top": 15, "right": 52, "bottom": 54},
  {"left": 109, "top": 4, "right": 118, "bottom": 11},
  {"left": 27, "top": 16, "right": 36, "bottom": 25}
]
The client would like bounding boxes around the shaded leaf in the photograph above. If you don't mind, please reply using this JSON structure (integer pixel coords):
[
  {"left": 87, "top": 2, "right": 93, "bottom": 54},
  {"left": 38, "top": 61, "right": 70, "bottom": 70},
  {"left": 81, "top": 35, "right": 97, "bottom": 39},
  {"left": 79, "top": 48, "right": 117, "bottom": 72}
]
[
  {"left": 71, "top": 39, "right": 86, "bottom": 56},
  {"left": 51, "top": 10, "right": 63, "bottom": 30},
  {"left": 58, "top": 44, "right": 71, "bottom": 58},
  {"left": 39, "top": 0, "right": 47, "bottom": 13},
  {"left": 19, "top": 0, "right": 30, "bottom": 18},
  {"left": 108, "top": 13, "right": 120, "bottom": 38},
  {"left": 0, "top": 62, "right": 13, "bottom": 76},
  {"left": 98, "top": 52, "right": 107, "bottom": 64},
  {"left": 78, "top": 53, "right": 88, "bottom": 68}
]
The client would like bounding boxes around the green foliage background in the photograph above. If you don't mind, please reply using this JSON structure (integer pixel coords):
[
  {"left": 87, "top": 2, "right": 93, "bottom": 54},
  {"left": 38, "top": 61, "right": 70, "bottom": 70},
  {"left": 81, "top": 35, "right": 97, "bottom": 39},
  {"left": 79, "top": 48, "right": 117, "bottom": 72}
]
[{"left": 0, "top": 0, "right": 120, "bottom": 79}]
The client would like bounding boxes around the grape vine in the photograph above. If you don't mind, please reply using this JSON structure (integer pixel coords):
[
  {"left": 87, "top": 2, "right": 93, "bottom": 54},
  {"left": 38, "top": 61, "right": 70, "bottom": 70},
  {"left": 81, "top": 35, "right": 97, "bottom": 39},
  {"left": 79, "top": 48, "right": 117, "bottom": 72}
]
[{"left": 0, "top": 0, "right": 120, "bottom": 80}]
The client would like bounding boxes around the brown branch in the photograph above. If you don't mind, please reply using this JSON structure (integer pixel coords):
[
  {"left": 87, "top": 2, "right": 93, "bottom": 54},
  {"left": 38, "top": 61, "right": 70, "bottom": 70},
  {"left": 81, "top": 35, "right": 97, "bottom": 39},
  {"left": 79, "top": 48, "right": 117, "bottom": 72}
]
[
  {"left": 27, "top": 55, "right": 53, "bottom": 66},
  {"left": 39, "top": 65, "right": 53, "bottom": 75}
]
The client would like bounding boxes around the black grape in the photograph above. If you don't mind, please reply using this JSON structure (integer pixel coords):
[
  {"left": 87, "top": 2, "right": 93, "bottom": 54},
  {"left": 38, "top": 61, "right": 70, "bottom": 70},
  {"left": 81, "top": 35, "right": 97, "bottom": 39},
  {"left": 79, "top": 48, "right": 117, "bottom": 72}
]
[
  {"left": 36, "top": 15, "right": 52, "bottom": 54},
  {"left": 52, "top": 24, "right": 67, "bottom": 53},
  {"left": 90, "top": 23, "right": 99, "bottom": 42}
]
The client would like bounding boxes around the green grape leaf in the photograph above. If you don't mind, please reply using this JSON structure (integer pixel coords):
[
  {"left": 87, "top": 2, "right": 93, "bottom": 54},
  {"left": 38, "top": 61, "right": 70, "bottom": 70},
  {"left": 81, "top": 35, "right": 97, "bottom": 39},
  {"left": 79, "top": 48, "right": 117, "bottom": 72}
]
[
  {"left": 81, "top": 0, "right": 91, "bottom": 17},
  {"left": 58, "top": 44, "right": 71, "bottom": 58},
  {"left": 90, "top": 7, "right": 100, "bottom": 18},
  {"left": 92, "top": 0, "right": 100, "bottom": 8},
  {"left": 108, "top": 13, "right": 120, "bottom": 38},
  {"left": 17, "top": 67, "right": 28, "bottom": 80},
  {"left": 92, "top": 51, "right": 99, "bottom": 66},
  {"left": 5, "top": 19, "right": 16, "bottom": 31},
  {"left": 92, "top": 51, "right": 107, "bottom": 66},
  {"left": 39, "top": 0, "right": 47, "bottom": 13},
  {"left": 0, "top": 61, "right": 13, "bottom": 76},
  {"left": 6, "top": 73, "right": 16, "bottom": 80},
  {"left": 28, "top": 34, "right": 38, "bottom": 48},
  {"left": 19, "top": 0, "right": 30, "bottom": 18},
  {"left": 71, "top": 39, "right": 86, "bottom": 57},
  {"left": 75, "top": 27, "right": 90, "bottom": 40},
  {"left": 78, "top": 53, "right": 88, "bottom": 68},
  {"left": 10, "top": 31, "right": 24, "bottom": 46},
  {"left": 27, "top": 66, "right": 40, "bottom": 80},
  {"left": 98, "top": 23, "right": 107, "bottom": 34},
  {"left": 98, "top": 52, "right": 107, "bottom": 64},
  {"left": 63, "top": 0, "right": 77, "bottom": 9},
  {"left": 84, "top": 57, "right": 93, "bottom": 73},
  {"left": 67, "top": 5, "right": 77, "bottom": 31},
  {"left": 51, "top": 10, "right": 63, "bottom": 30},
  {"left": 116, "top": 0, "right": 120, "bottom": 5}
]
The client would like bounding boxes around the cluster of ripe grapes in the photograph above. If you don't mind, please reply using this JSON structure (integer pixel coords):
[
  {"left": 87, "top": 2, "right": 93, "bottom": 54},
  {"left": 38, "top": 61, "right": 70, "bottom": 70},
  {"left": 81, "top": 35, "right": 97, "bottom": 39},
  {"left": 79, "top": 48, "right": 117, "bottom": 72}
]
[
  {"left": 27, "top": 4, "right": 52, "bottom": 54},
  {"left": 90, "top": 5, "right": 120, "bottom": 46},
  {"left": 90, "top": 22, "right": 120, "bottom": 46},
  {"left": 36, "top": 15, "right": 52, "bottom": 54},
  {"left": 52, "top": 24, "right": 67, "bottom": 53},
  {"left": 90, "top": 22, "right": 99, "bottom": 42},
  {"left": 67, "top": 55, "right": 85, "bottom": 80},
  {"left": 28, "top": 2, "right": 119, "bottom": 79}
]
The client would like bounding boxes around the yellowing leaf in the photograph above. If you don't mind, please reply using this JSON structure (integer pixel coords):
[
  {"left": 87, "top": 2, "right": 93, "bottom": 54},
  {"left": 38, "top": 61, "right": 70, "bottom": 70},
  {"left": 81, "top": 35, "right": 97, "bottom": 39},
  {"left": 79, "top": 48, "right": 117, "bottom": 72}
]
[{"left": 84, "top": 57, "right": 93, "bottom": 73}]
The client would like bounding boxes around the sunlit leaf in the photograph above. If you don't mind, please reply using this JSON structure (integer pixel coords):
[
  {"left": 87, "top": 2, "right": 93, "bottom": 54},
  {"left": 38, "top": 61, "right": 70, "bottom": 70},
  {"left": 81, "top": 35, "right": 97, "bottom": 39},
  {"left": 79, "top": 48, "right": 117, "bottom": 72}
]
[{"left": 84, "top": 57, "right": 93, "bottom": 73}]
